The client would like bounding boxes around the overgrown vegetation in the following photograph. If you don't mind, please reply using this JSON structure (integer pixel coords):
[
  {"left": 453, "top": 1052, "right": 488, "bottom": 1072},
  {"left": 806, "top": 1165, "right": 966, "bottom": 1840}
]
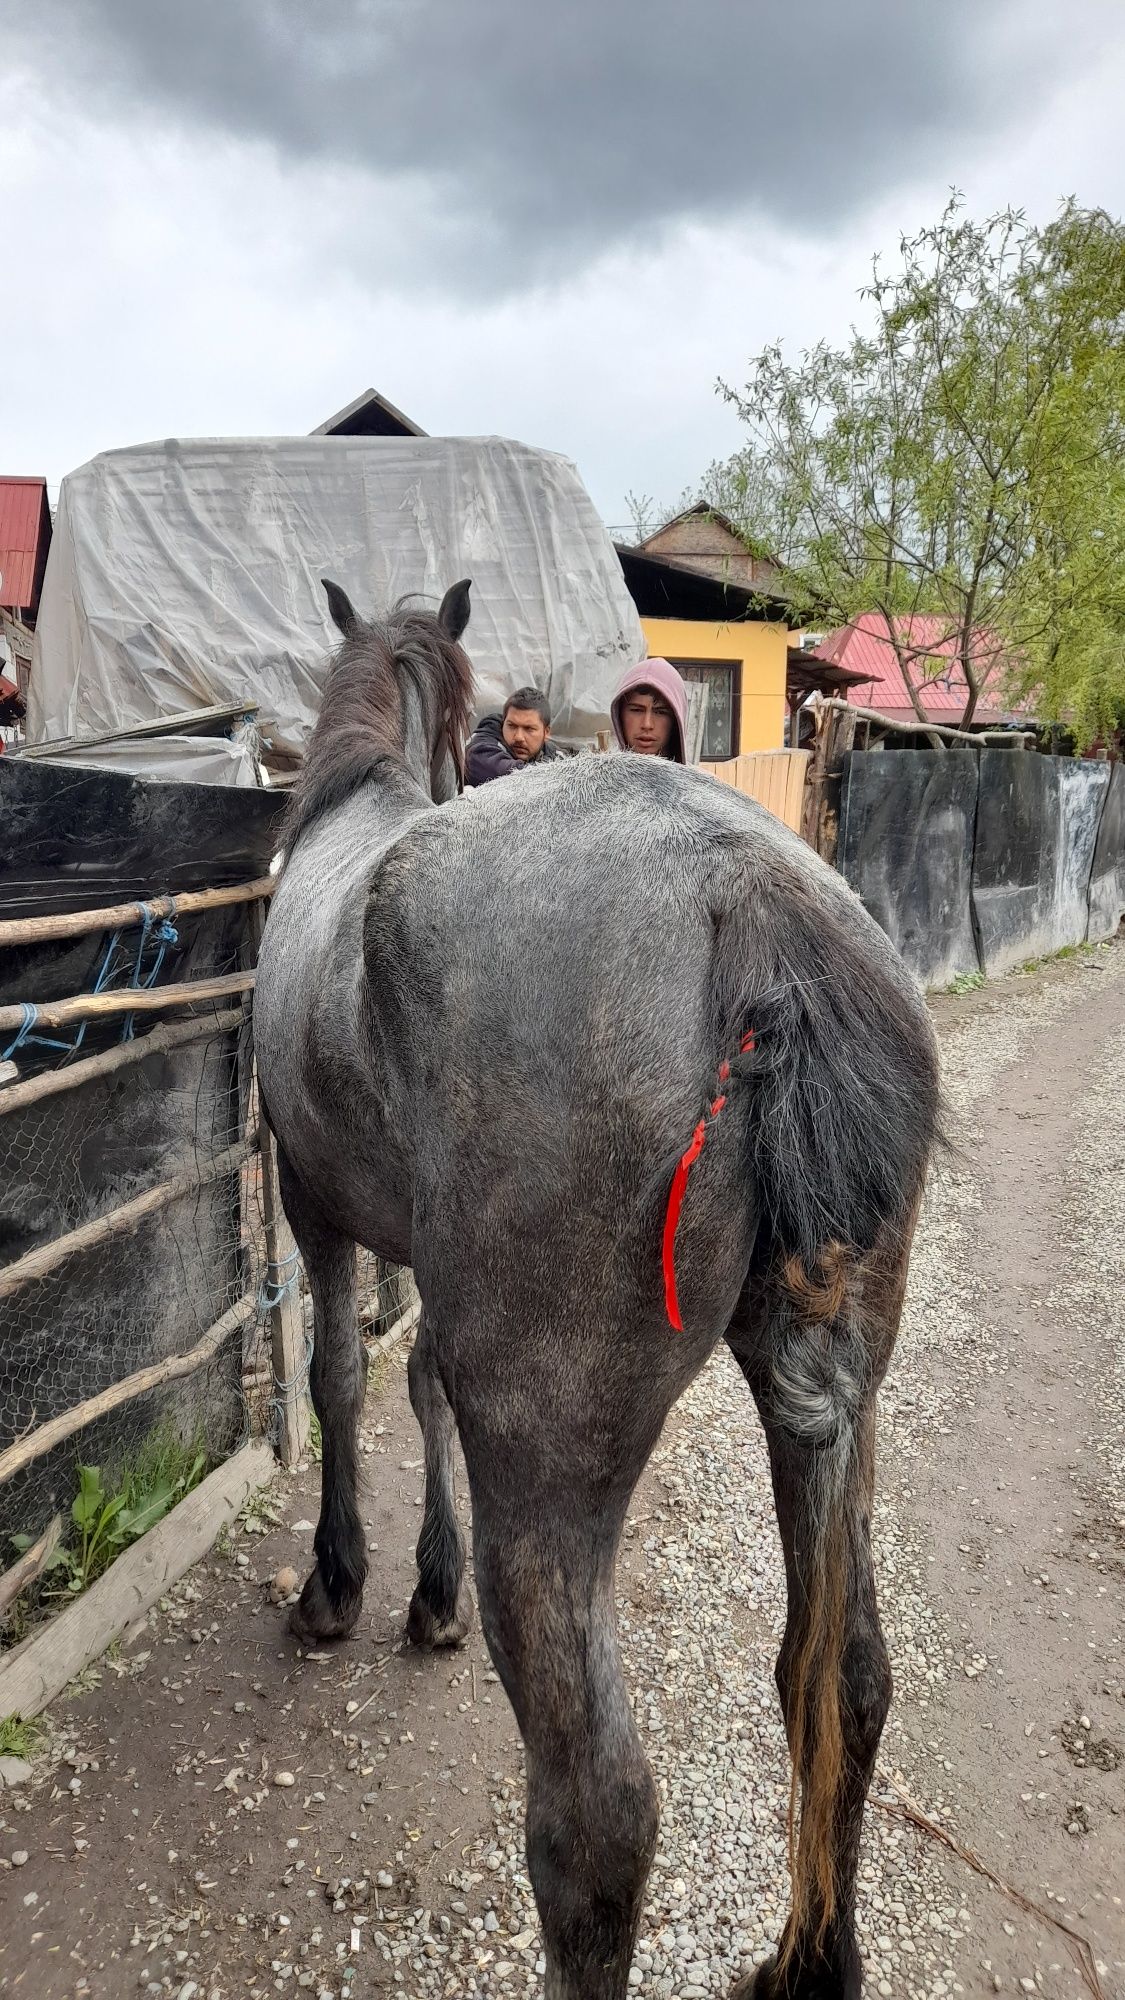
[
  {"left": 0, "top": 1714, "right": 42, "bottom": 1758},
  {"left": 666, "top": 196, "right": 1125, "bottom": 746},
  {"left": 7, "top": 1425, "right": 209, "bottom": 1613}
]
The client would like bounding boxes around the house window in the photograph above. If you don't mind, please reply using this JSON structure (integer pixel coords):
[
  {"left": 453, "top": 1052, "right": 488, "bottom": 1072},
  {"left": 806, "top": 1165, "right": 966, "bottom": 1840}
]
[{"left": 671, "top": 660, "right": 740, "bottom": 761}]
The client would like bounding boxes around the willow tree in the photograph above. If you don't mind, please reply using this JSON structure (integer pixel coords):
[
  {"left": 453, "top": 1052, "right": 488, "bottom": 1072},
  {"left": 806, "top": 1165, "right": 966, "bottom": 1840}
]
[
  {"left": 712, "top": 197, "right": 1125, "bottom": 738},
  {"left": 1007, "top": 205, "right": 1125, "bottom": 744}
]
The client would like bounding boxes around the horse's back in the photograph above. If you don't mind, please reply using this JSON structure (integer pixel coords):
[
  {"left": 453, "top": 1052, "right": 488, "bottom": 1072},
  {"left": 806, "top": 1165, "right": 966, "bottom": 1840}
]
[
  {"left": 364, "top": 754, "right": 931, "bottom": 1335},
  {"left": 369, "top": 753, "right": 919, "bottom": 1049}
]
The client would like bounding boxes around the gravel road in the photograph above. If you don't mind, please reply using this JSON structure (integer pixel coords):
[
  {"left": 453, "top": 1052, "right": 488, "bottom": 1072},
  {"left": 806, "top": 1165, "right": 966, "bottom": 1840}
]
[{"left": 1, "top": 937, "right": 1122, "bottom": 2000}]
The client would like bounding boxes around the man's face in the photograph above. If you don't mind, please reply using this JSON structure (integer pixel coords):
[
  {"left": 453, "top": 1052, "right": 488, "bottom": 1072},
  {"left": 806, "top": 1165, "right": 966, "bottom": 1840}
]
[
  {"left": 621, "top": 688, "right": 674, "bottom": 756},
  {"left": 502, "top": 706, "right": 549, "bottom": 762}
]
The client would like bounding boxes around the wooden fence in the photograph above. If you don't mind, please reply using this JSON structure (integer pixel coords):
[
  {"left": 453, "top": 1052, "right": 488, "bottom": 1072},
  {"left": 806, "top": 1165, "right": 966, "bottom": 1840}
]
[
  {"left": 0, "top": 867, "right": 427, "bottom": 1713},
  {"left": 698, "top": 748, "right": 811, "bottom": 835}
]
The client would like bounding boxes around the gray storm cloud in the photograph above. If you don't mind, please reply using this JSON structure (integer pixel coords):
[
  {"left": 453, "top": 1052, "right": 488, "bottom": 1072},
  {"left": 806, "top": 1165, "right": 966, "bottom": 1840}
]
[{"left": 9, "top": 0, "right": 1010, "bottom": 287}]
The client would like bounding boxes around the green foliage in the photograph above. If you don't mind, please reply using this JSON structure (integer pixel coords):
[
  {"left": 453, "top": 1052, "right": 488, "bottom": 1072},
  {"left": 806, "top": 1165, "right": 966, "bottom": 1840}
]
[
  {"left": 8, "top": 1426, "right": 209, "bottom": 1603},
  {"left": 711, "top": 196, "right": 1125, "bottom": 741},
  {"left": 947, "top": 969, "right": 985, "bottom": 994},
  {"left": 0, "top": 1714, "right": 42, "bottom": 1758}
]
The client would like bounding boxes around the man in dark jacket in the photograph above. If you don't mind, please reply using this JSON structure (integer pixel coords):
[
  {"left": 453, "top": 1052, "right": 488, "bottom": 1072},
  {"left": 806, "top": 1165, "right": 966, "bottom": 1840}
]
[{"left": 465, "top": 687, "right": 561, "bottom": 786}]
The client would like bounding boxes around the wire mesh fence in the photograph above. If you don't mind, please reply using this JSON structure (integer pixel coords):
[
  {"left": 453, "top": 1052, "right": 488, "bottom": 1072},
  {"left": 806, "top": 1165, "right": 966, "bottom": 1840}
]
[
  {"left": 0, "top": 1027, "right": 255, "bottom": 1525},
  {"left": 0, "top": 883, "right": 417, "bottom": 1647}
]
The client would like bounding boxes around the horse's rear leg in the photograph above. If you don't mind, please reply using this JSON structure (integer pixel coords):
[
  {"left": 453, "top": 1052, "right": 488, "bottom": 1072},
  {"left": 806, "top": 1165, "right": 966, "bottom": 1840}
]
[
  {"left": 458, "top": 1388, "right": 673, "bottom": 2000},
  {"left": 404, "top": 1316, "right": 472, "bottom": 1646},
  {"left": 278, "top": 1164, "right": 368, "bottom": 1645},
  {"left": 727, "top": 1228, "right": 914, "bottom": 2000}
]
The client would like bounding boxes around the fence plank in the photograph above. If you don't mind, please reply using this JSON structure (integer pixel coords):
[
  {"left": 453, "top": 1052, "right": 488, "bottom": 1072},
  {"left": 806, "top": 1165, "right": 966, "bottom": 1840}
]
[
  {"left": 0, "top": 1442, "right": 275, "bottom": 1725},
  {"left": 0, "top": 1007, "right": 247, "bottom": 1117},
  {"left": 0, "top": 877, "right": 276, "bottom": 949},
  {"left": 0, "top": 972, "right": 254, "bottom": 1035},
  {"left": 257, "top": 1116, "right": 310, "bottom": 1470},
  {"left": 0, "top": 1517, "right": 61, "bottom": 1622},
  {"left": 0, "top": 1296, "right": 258, "bottom": 1487},
  {"left": 699, "top": 749, "right": 811, "bottom": 835},
  {"left": 0, "top": 1133, "right": 259, "bottom": 1301}
]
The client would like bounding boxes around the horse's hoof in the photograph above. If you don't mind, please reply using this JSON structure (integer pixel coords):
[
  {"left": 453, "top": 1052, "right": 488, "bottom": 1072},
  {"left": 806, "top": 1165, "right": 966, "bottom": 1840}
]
[
  {"left": 405, "top": 1585, "right": 473, "bottom": 1649},
  {"left": 731, "top": 1952, "right": 858, "bottom": 1999},
  {"left": 288, "top": 1568, "right": 362, "bottom": 1646},
  {"left": 731, "top": 1964, "right": 774, "bottom": 2000}
]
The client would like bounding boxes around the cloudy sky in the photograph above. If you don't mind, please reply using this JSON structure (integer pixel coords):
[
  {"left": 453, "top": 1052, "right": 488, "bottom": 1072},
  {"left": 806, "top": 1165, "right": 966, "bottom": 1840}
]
[{"left": 3, "top": 0, "right": 1124, "bottom": 525}]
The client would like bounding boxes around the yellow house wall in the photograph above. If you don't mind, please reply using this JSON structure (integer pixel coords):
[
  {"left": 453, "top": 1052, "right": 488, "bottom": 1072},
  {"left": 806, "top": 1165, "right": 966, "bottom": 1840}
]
[{"left": 639, "top": 617, "right": 789, "bottom": 753}]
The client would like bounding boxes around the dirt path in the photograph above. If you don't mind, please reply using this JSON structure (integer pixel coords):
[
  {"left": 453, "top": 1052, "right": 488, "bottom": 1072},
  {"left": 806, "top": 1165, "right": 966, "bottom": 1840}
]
[{"left": 1, "top": 940, "right": 1123, "bottom": 2000}]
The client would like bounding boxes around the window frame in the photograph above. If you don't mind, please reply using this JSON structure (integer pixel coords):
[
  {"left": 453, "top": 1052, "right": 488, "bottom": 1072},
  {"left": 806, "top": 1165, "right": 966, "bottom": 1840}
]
[{"left": 668, "top": 658, "right": 742, "bottom": 761}]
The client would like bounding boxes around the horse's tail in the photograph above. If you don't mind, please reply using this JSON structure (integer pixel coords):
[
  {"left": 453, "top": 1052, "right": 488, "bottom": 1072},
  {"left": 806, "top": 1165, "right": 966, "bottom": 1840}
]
[{"left": 708, "top": 864, "right": 941, "bottom": 1951}]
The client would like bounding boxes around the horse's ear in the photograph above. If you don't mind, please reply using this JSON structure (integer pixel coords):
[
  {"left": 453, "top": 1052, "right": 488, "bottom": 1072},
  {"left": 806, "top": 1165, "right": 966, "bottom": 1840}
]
[
  {"left": 438, "top": 578, "right": 472, "bottom": 642},
  {"left": 322, "top": 577, "right": 359, "bottom": 638}
]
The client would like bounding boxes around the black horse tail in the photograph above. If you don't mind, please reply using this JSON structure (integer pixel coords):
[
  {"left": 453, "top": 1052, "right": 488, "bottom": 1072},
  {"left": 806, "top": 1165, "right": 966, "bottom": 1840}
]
[
  {"left": 710, "top": 864, "right": 941, "bottom": 1299},
  {"left": 711, "top": 863, "right": 942, "bottom": 1952}
]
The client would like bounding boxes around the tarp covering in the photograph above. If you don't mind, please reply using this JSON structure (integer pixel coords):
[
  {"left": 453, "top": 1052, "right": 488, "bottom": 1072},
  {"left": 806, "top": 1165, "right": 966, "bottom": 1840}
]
[
  {"left": 837, "top": 746, "right": 1123, "bottom": 989},
  {"left": 28, "top": 435, "right": 646, "bottom": 756},
  {"left": 0, "top": 758, "right": 283, "bottom": 922},
  {"left": 22, "top": 735, "right": 260, "bottom": 788},
  {"left": 1087, "top": 761, "right": 1125, "bottom": 943},
  {"left": 972, "top": 751, "right": 1110, "bottom": 976},
  {"left": 836, "top": 749, "right": 980, "bottom": 990}
]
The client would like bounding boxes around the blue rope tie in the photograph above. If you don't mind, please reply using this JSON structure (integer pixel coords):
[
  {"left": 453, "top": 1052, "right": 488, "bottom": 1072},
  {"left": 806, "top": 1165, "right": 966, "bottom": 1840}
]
[
  {"left": 7, "top": 897, "right": 182, "bottom": 1068},
  {"left": 259, "top": 1244, "right": 302, "bottom": 1312},
  {"left": 269, "top": 1330, "right": 314, "bottom": 1438},
  {"left": 2, "top": 1002, "right": 73, "bottom": 1062},
  {"left": 122, "top": 901, "right": 179, "bottom": 1041}
]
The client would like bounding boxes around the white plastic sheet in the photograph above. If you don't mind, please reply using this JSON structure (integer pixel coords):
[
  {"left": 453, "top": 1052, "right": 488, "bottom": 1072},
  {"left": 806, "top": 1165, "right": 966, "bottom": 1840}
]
[
  {"left": 26, "top": 735, "right": 260, "bottom": 788},
  {"left": 29, "top": 435, "right": 646, "bottom": 756}
]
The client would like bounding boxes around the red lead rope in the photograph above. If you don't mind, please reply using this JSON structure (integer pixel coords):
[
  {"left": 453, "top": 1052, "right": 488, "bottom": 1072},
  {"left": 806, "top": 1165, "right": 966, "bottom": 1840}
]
[{"left": 662, "top": 1031, "right": 756, "bottom": 1332}]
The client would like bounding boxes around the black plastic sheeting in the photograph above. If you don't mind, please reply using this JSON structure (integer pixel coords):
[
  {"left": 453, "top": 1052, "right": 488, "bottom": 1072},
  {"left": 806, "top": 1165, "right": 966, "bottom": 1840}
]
[
  {"left": 837, "top": 748, "right": 1124, "bottom": 988},
  {"left": 1088, "top": 762, "right": 1125, "bottom": 943},
  {"left": 0, "top": 764, "right": 284, "bottom": 1545},
  {"left": 836, "top": 750, "right": 981, "bottom": 990},
  {"left": 0, "top": 758, "right": 285, "bottom": 923},
  {"left": 971, "top": 752, "right": 1110, "bottom": 977}
]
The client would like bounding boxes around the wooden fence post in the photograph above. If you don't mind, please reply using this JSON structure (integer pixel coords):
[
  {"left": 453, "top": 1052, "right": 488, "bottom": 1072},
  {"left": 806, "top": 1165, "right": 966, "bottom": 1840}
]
[
  {"left": 802, "top": 702, "right": 856, "bottom": 864},
  {"left": 246, "top": 900, "right": 310, "bottom": 1469}
]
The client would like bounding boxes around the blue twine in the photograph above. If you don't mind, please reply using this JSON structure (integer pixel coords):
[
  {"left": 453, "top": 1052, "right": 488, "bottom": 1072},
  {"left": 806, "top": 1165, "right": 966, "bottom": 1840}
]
[
  {"left": 122, "top": 901, "right": 179, "bottom": 1041},
  {"left": 259, "top": 1244, "right": 302, "bottom": 1313},
  {"left": 6, "top": 898, "right": 181, "bottom": 1069},
  {"left": 269, "top": 1330, "right": 314, "bottom": 1438},
  {"left": 2, "top": 1002, "right": 73, "bottom": 1061}
]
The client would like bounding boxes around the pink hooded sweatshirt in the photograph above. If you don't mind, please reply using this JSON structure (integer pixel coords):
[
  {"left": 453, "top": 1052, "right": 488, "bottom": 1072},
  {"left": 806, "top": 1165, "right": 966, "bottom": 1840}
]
[{"left": 610, "top": 658, "right": 688, "bottom": 763}]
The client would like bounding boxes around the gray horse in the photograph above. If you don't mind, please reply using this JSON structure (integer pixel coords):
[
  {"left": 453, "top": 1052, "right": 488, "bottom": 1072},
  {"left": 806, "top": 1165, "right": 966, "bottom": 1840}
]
[{"left": 254, "top": 578, "right": 941, "bottom": 2000}]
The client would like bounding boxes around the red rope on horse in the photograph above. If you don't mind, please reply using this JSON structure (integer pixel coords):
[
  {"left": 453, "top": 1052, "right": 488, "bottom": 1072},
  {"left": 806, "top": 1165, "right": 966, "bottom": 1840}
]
[{"left": 662, "top": 1030, "right": 756, "bottom": 1332}]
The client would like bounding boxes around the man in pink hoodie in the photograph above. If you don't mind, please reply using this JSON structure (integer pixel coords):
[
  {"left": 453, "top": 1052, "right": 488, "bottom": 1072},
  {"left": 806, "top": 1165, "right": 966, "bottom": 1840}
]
[{"left": 610, "top": 658, "right": 688, "bottom": 762}]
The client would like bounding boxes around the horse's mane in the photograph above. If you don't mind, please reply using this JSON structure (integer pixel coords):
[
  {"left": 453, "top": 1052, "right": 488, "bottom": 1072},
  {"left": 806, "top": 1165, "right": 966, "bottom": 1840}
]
[{"left": 282, "top": 600, "right": 474, "bottom": 849}]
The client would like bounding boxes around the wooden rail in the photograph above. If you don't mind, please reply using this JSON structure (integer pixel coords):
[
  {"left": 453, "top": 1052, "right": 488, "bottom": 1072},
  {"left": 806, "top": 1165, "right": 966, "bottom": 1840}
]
[
  {"left": 0, "top": 876, "right": 276, "bottom": 949},
  {"left": 0, "top": 1443, "right": 276, "bottom": 1725},
  {"left": 0, "top": 1131, "right": 259, "bottom": 1301},
  {"left": 815, "top": 695, "right": 1036, "bottom": 748},
  {"left": 0, "top": 971, "right": 254, "bottom": 1036},
  {"left": 0, "top": 1295, "right": 258, "bottom": 1487},
  {"left": 0, "top": 1007, "right": 247, "bottom": 1116}
]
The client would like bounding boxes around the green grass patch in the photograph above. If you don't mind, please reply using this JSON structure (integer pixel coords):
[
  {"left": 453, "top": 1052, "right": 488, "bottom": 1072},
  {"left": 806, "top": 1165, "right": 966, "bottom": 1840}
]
[
  {"left": 7, "top": 1425, "right": 210, "bottom": 1607},
  {"left": 0, "top": 1715, "right": 42, "bottom": 1758}
]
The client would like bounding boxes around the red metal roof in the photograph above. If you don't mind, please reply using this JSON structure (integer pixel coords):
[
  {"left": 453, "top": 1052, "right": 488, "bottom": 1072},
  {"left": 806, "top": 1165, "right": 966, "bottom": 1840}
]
[
  {"left": 0, "top": 477, "right": 51, "bottom": 615},
  {"left": 810, "top": 613, "right": 1027, "bottom": 723}
]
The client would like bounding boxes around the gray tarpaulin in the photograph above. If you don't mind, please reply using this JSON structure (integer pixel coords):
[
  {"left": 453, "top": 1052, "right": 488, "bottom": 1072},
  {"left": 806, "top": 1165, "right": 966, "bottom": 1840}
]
[
  {"left": 25, "top": 736, "right": 260, "bottom": 787},
  {"left": 28, "top": 435, "right": 646, "bottom": 757}
]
